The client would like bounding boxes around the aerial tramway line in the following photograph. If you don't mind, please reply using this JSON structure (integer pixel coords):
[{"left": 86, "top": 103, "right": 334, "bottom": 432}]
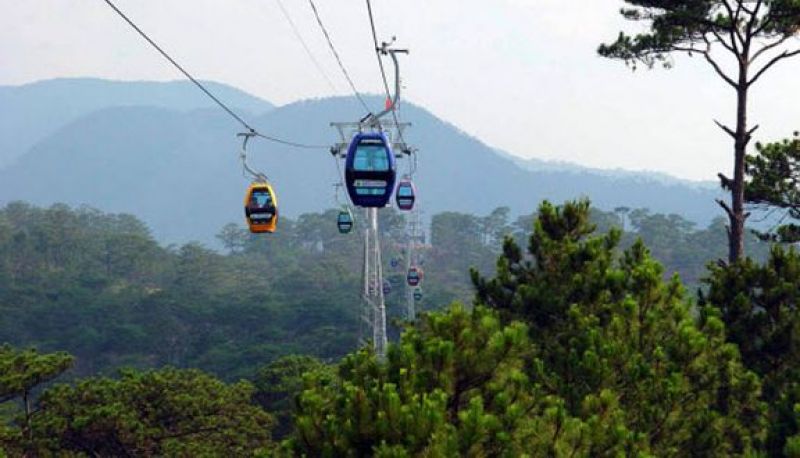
[
  {"left": 101, "top": 0, "right": 423, "bottom": 359},
  {"left": 326, "top": 36, "right": 418, "bottom": 358}
]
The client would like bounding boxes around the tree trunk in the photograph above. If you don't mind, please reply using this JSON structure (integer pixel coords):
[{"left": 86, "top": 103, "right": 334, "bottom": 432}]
[
  {"left": 24, "top": 390, "right": 32, "bottom": 441},
  {"left": 729, "top": 82, "right": 748, "bottom": 263},
  {"left": 727, "top": 54, "right": 751, "bottom": 263}
]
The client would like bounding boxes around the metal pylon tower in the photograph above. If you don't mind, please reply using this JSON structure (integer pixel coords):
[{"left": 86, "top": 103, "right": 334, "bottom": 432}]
[
  {"left": 329, "top": 42, "right": 410, "bottom": 360},
  {"left": 361, "top": 207, "right": 387, "bottom": 357},
  {"left": 404, "top": 207, "right": 423, "bottom": 322}
]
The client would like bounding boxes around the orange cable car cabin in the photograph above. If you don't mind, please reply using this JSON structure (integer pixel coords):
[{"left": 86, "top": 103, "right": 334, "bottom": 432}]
[{"left": 244, "top": 181, "right": 278, "bottom": 233}]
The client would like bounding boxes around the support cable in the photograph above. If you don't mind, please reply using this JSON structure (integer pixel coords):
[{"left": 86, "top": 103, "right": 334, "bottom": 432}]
[
  {"left": 308, "top": 0, "right": 373, "bottom": 114},
  {"left": 274, "top": 0, "right": 339, "bottom": 94},
  {"left": 365, "top": 0, "right": 392, "bottom": 101},
  {"left": 364, "top": 0, "right": 407, "bottom": 147},
  {"left": 101, "top": 0, "right": 327, "bottom": 150}
]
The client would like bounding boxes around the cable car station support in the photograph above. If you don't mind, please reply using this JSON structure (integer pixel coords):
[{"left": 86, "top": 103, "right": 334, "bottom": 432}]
[
  {"left": 329, "top": 43, "right": 410, "bottom": 360},
  {"left": 404, "top": 207, "right": 423, "bottom": 322}
]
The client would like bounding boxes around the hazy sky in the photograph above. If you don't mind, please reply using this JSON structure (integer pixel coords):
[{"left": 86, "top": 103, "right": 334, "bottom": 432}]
[{"left": 2, "top": 0, "right": 800, "bottom": 181}]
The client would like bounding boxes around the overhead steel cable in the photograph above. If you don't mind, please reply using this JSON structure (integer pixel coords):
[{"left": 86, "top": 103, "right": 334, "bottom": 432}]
[
  {"left": 364, "top": 0, "right": 408, "bottom": 148},
  {"left": 365, "top": 0, "right": 392, "bottom": 101},
  {"left": 307, "top": 0, "right": 373, "bottom": 114},
  {"left": 273, "top": 0, "right": 339, "bottom": 94},
  {"left": 100, "top": 0, "right": 327, "bottom": 150}
]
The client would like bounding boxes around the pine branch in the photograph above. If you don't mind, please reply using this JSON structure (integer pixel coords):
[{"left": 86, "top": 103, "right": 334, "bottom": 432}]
[
  {"left": 751, "top": 34, "right": 793, "bottom": 62},
  {"left": 717, "top": 198, "right": 735, "bottom": 218},
  {"left": 749, "top": 48, "right": 800, "bottom": 86},
  {"left": 714, "top": 120, "right": 737, "bottom": 138},
  {"left": 718, "top": 173, "right": 734, "bottom": 189}
]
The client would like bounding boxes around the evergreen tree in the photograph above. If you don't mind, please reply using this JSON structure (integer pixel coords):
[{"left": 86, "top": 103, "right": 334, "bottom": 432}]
[
  {"left": 284, "top": 304, "right": 639, "bottom": 457},
  {"left": 745, "top": 132, "right": 800, "bottom": 243},
  {"left": 472, "top": 199, "right": 766, "bottom": 454},
  {"left": 0, "top": 345, "right": 73, "bottom": 452},
  {"left": 23, "top": 367, "right": 273, "bottom": 455},
  {"left": 599, "top": 0, "right": 800, "bottom": 262},
  {"left": 253, "top": 355, "right": 331, "bottom": 439},
  {"left": 702, "top": 245, "right": 800, "bottom": 455}
]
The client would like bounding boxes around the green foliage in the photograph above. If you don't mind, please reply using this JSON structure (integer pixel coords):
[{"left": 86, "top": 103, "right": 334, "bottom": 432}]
[
  {"left": 598, "top": 1, "right": 800, "bottom": 70},
  {"left": 472, "top": 199, "right": 766, "bottom": 454},
  {"left": 22, "top": 367, "right": 273, "bottom": 456},
  {"left": 1, "top": 200, "right": 786, "bottom": 455},
  {"left": 282, "top": 200, "right": 770, "bottom": 456},
  {"left": 0, "top": 345, "right": 74, "bottom": 405},
  {"left": 0, "top": 345, "right": 73, "bottom": 454},
  {"left": 0, "top": 202, "right": 362, "bottom": 379},
  {"left": 253, "top": 355, "right": 331, "bottom": 439},
  {"left": 702, "top": 245, "right": 800, "bottom": 455},
  {"left": 599, "top": 0, "right": 800, "bottom": 263},
  {"left": 286, "top": 304, "right": 523, "bottom": 455},
  {"left": 624, "top": 210, "right": 769, "bottom": 288},
  {"left": 0, "top": 201, "right": 765, "bottom": 382},
  {"left": 746, "top": 132, "right": 800, "bottom": 243},
  {"left": 285, "top": 305, "right": 636, "bottom": 456},
  {"left": 428, "top": 210, "right": 503, "bottom": 305}
]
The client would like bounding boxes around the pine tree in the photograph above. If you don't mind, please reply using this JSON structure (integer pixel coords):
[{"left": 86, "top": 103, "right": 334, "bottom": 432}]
[
  {"left": 0, "top": 344, "right": 73, "bottom": 452},
  {"left": 599, "top": 0, "right": 800, "bottom": 261},
  {"left": 24, "top": 367, "right": 273, "bottom": 455},
  {"left": 285, "top": 304, "right": 640, "bottom": 457},
  {"left": 472, "top": 199, "right": 766, "bottom": 454},
  {"left": 702, "top": 245, "right": 800, "bottom": 455},
  {"left": 745, "top": 132, "right": 800, "bottom": 243}
]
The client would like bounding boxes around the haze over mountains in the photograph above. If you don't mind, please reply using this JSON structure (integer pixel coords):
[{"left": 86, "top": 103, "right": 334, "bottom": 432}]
[{"left": 0, "top": 78, "right": 723, "bottom": 244}]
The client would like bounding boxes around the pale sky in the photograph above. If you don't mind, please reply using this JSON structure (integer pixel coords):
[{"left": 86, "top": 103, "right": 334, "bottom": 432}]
[{"left": 2, "top": 0, "right": 800, "bottom": 181}]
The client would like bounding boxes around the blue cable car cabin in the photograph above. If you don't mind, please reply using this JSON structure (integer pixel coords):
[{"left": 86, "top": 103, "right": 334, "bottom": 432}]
[
  {"left": 413, "top": 287, "right": 423, "bottom": 302},
  {"left": 345, "top": 132, "right": 397, "bottom": 207},
  {"left": 337, "top": 208, "right": 354, "bottom": 234},
  {"left": 407, "top": 267, "right": 422, "bottom": 287},
  {"left": 395, "top": 179, "right": 416, "bottom": 211}
]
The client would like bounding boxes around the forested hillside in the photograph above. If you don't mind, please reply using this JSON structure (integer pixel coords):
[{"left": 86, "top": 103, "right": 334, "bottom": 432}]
[
  {"left": 2, "top": 200, "right": 797, "bottom": 455},
  {"left": 0, "top": 201, "right": 771, "bottom": 380}
]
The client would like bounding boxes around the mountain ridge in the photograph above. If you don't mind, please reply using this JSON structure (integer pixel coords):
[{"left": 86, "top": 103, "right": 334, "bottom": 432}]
[
  {"left": 0, "top": 79, "right": 724, "bottom": 244},
  {"left": 0, "top": 78, "right": 274, "bottom": 167}
]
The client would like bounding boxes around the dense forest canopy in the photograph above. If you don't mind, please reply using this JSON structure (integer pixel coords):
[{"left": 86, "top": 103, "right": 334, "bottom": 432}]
[
  {"left": 0, "top": 201, "right": 770, "bottom": 378},
  {"left": 0, "top": 202, "right": 800, "bottom": 456},
  {"left": 3, "top": 199, "right": 797, "bottom": 455}
]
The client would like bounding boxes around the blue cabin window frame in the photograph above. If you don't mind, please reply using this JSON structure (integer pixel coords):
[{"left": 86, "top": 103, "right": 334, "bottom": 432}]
[{"left": 344, "top": 132, "right": 397, "bottom": 207}]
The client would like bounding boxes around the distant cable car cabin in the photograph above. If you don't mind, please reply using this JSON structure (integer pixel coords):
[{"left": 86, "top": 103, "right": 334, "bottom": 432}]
[
  {"left": 383, "top": 280, "right": 392, "bottom": 295},
  {"left": 395, "top": 179, "right": 416, "bottom": 211},
  {"left": 337, "top": 208, "right": 354, "bottom": 234},
  {"left": 413, "top": 287, "right": 422, "bottom": 302},
  {"left": 407, "top": 267, "right": 422, "bottom": 287},
  {"left": 244, "top": 181, "right": 278, "bottom": 233},
  {"left": 345, "top": 132, "right": 396, "bottom": 207}
]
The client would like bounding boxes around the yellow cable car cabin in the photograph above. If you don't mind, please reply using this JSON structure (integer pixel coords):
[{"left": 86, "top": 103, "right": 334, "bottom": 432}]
[{"left": 244, "top": 181, "right": 278, "bottom": 233}]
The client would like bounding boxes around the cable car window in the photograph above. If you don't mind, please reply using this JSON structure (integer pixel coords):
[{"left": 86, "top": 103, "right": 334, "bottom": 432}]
[
  {"left": 250, "top": 190, "right": 273, "bottom": 208},
  {"left": 356, "top": 188, "right": 385, "bottom": 195},
  {"left": 354, "top": 145, "right": 389, "bottom": 172},
  {"left": 398, "top": 186, "right": 413, "bottom": 197}
]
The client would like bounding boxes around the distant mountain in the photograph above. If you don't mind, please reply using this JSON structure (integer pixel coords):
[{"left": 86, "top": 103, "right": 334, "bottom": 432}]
[
  {"left": 0, "top": 78, "right": 274, "bottom": 167},
  {"left": 0, "top": 79, "right": 725, "bottom": 244},
  {"left": 498, "top": 151, "right": 718, "bottom": 190}
]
